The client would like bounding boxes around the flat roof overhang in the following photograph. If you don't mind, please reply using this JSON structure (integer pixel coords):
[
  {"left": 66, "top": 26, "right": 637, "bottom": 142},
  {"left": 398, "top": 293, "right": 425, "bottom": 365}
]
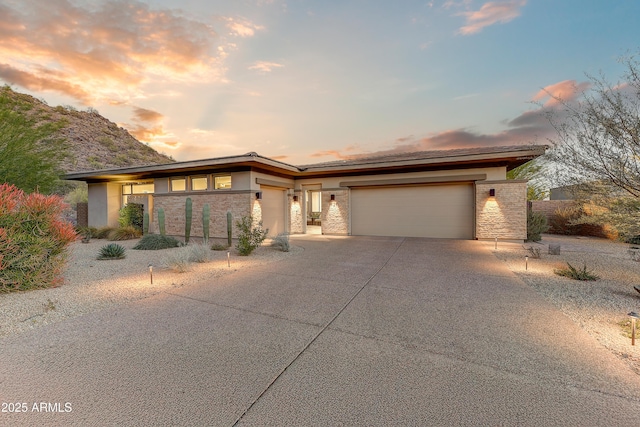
[{"left": 64, "top": 145, "right": 546, "bottom": 183}]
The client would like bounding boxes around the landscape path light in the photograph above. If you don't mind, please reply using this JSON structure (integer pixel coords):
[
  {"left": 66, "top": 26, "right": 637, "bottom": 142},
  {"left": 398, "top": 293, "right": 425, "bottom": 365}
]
[
  {"left": 227, "top": 251, "right": 230, "bottom": 268},
  {"left": 628, "top": 311, "right": 639, "bottom": 345},
  {"left": 149, "top": 264, "right": 153, "bottom": 285},
  {"left": 525, "top": 255, "right": 529, "bottom": 271}
]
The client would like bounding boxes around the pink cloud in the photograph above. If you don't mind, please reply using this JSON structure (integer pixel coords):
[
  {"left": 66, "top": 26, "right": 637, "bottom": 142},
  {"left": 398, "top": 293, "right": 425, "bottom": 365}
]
[
  {"left": 124, "top": 106, "right": 170, "bottom": 143},
  {"left": 132, "top": 107, "right": 164, "bottom": 123},
  {"left": 532, "top": 80, "right": 591, "bottom": 107},
  {"left": 458, "top": 1, "right": 527, "bottom": 35},
  {"left": 248, "top": 61, "right": 284, "bottom": 73},
  {"left": 0, "top": 0, "right": 258, "bottom": 104}
]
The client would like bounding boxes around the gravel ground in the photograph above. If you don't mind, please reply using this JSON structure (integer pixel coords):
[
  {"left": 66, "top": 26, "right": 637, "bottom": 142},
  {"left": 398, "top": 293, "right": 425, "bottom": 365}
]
[
  {"left": 489, "top": 234, "right": 640, "bottom": 376},
  {"left": 0, "top": 237, "right": 300, "bottom": 338}
]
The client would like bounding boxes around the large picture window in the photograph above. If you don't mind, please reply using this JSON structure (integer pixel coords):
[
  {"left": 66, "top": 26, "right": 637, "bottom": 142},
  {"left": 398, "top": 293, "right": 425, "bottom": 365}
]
[{"left": 214, "top": 176, "right": 232, "bottom": 189}]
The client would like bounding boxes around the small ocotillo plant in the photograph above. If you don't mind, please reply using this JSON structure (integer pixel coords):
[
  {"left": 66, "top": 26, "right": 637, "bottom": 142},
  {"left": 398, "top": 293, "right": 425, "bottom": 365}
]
[
  {"left": 143, "top": 212, "right": 149, "bottom": 235},
  {"left": 158, "top": 208, "right": 166, "bottom": 236},
  {"left": 185, "top": 197, "right": 192, "bottom": 244},
  {"left": 202, "top": 204, "right": 210, "bottom": 244},
  {"left": 227, "top": 211, "right": 233, "bottom": 247}
]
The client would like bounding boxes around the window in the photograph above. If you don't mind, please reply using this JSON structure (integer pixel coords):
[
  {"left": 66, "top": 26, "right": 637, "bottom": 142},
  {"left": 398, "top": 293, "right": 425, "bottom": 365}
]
[
  {"left": 171, "top": 178, "right": 186, "bottom": 192},
  {"left": 214, "top": 176, "right": 232, "bottom": 190},
  {"left": 132, "top": 183, "right": 154, "bottom": 194},
  {"left": 191, "top": 176, "right": 208, "bottom": 191},
  {"left": 122, "top": 182, "right": 153, "bottom": 207}
]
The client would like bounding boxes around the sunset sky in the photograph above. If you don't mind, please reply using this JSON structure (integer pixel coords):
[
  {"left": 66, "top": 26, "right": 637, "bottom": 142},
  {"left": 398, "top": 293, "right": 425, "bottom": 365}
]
[{"left": 1, "top": 0, "right": 638, "bottom": 164}]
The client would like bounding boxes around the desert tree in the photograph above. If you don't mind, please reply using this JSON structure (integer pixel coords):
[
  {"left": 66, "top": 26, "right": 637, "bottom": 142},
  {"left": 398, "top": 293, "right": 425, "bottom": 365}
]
[
  {"left": 507, "top": 158, "right": 549, "bottom": 201},
  {"left": 545, "top": 54, "right": 640, "bottom": 239},
  {"left": 0, "top": 86, "right": 68, "bottom": 194}
]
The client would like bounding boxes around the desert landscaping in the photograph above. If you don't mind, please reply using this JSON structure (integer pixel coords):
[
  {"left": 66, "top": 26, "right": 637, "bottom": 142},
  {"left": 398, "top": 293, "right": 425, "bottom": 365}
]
[{"left": 489, "top": 234, "right": 640, "bottom": 375}]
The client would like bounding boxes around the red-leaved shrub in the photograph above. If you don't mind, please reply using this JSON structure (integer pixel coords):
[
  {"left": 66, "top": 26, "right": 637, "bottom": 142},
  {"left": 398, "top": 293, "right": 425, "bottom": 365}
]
[{"left": 0, "top": 183, "right": 76, "bottom": 292}]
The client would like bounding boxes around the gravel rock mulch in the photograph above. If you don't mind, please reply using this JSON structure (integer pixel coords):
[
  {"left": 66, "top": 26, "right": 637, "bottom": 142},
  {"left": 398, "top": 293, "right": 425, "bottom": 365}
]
[
  {"left": 491, "top": 234, "right": 640, "bottom": 375},
  {"left": 0, "top": 238, "right": 300, "bottom": 338}
]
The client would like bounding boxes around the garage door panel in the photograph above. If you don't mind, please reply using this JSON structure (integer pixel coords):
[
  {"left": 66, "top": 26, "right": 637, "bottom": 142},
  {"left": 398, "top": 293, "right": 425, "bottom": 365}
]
[
  {"left": 351, "top": 185, "right": 473, "bottom": 239},
  {"left": 260, "top": 188, "right": 285, "bottom": 237}
]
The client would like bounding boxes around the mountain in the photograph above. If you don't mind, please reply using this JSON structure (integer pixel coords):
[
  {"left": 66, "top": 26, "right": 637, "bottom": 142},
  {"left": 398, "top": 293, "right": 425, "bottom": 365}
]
[{"left": 0, "top": 86, "right": 175, "bottom": 173}]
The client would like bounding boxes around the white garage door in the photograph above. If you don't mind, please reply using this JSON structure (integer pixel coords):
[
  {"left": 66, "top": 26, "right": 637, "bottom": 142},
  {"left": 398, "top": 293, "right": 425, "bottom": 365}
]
[
  {"left": 260, "top": 187, "right": 286, "bottom": 237},
  {"left": 351, "top": 184, "right": 474, "bottom": 239}
]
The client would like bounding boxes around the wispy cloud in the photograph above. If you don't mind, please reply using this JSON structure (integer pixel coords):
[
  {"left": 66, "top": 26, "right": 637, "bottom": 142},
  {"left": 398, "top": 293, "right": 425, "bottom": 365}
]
[
  {"left": 248, "top": 61, "right": 285, "bottom": 73},
  {"left": 310, "top": 78, "right": 593, "bottom": 161},
  {"left": 0, "top": 0, "right": 261, "bottom": 105},
  {"left": 458, "top": 0, "right": 527, "bottom": 35},
  {"left": 225, "top": 17, "right": 264, "bottom": 37},
  {"left": 531, "top": 80, "right": 591, "bottom": 107},
  {"left": 124, "top": 106, "right": 173, "bottom": 144}
]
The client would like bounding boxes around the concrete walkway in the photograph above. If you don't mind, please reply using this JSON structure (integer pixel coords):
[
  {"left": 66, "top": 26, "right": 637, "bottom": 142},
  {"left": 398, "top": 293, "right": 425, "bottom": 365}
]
[{"left": 2, "top": 236, "right": 639, "bottom": 426}]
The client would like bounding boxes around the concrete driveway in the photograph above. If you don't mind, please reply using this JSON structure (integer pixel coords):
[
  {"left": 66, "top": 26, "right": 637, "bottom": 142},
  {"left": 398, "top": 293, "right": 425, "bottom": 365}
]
[{"left": 2, "top": 236, "right": 640, "bottom": 426}]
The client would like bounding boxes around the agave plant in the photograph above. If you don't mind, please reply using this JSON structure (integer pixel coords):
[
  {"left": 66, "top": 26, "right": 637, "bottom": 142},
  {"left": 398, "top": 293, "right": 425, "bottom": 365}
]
[{"left": 97, "top": 243, "right": 126, "bottom": 260}]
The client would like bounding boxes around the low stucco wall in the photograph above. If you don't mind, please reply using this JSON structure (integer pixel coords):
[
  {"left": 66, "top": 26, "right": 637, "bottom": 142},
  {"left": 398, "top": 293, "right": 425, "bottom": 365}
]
[{"left": 475, "top": 180, "right": 527, "bottom": 240}]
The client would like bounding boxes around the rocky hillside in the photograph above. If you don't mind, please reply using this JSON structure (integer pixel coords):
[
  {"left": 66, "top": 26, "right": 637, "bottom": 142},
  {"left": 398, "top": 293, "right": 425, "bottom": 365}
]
[{"left": 0, "top": 86, "right": 174, "bottom": 173}]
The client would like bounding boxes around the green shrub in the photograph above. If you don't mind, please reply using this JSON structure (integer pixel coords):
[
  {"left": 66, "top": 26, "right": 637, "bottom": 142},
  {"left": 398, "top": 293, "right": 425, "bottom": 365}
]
[
  {"left": 93, "top": 226, "right": 117, "bottom": 239},
  {"left": 108, "top": 226, "right": 142, "bottom": 241},
  {"left": 235, "top": 216, "right": 268, "bottom": 256},
  {"left": 211, "top": 242, "right": 229, "bottom": 251},
  {"left": 119, "top": 203, "right": 144, "bottom": 231},
  {"left": 133, "top": 234, "right": 182, "bottom": 250},
  {"left": 97, "top": 243, "right": 126, "bottom": 260},
  {"left": 77, "top": 226, "right": 98, "bottom": 242},
  {"left": 527, "top": 210, "right": 548, "bottom": 242},
  {"left": 271, "top": 233, "right": 291, "bottom": 252},
  {"left": 554, "top": 262, "right": 599, "bottom": 281},
  {"left": 0, "top": 183, "right": 77, "bottom": 292}
]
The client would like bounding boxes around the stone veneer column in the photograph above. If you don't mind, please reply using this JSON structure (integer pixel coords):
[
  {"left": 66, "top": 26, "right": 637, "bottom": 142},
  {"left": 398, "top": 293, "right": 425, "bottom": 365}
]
[
  {"left": 289, "top": 193, "right": 304, "bottom": 234},
  {"left": 322, "top": 189, "right": 349, "bottom": 235},
  {"left": 475, "top": 180, "right": 527, "bottom": 240}
]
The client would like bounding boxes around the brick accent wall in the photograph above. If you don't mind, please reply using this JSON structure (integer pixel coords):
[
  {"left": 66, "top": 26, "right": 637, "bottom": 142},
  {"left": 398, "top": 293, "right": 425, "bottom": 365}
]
[
  {"left": 152, "top": 192, "right": 251, "bottom": 238},
  {"left": 322, "top": 190, "right": 349, "bottom": 235},
  {"left": 476, "top": 181, "right": 527, "bottom": 240},
  {"left": 76, "top": 202, "right": 88, "bottom": 228}
]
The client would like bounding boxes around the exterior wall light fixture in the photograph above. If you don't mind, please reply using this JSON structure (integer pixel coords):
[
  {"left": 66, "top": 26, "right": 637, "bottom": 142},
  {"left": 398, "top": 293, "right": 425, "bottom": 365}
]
[
  {"left": 330, "top": 194, "right": 336, "bottom": 201},
  {"left": 489, "top": 188, "right": 496, "bottom": 197},
  {"left": 255, "top": 191, "right": 262, "bottom": 200}
]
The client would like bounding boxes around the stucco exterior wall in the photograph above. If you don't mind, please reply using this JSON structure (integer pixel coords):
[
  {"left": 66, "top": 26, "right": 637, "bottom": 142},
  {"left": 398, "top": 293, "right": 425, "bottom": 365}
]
[
  {"left": 475, "top": 180, "right": 527, "bottom": 240},
  {"left": 152, "top": 192, "right": 251, "bottom": 238},
  {"left": 88, "top": 182, "right": 121, "bottom": 228}
]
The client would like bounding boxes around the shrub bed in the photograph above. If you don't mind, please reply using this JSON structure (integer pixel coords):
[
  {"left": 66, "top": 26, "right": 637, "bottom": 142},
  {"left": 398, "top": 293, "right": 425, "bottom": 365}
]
[{"left": 0, "top": 183, "right": 76, "bottom": 292}]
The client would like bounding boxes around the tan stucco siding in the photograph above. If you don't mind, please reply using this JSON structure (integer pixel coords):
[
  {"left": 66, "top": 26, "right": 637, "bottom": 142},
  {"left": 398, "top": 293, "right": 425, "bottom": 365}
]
[{"left": 87, "top": 182, "right": 121, "bottom": 228}]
